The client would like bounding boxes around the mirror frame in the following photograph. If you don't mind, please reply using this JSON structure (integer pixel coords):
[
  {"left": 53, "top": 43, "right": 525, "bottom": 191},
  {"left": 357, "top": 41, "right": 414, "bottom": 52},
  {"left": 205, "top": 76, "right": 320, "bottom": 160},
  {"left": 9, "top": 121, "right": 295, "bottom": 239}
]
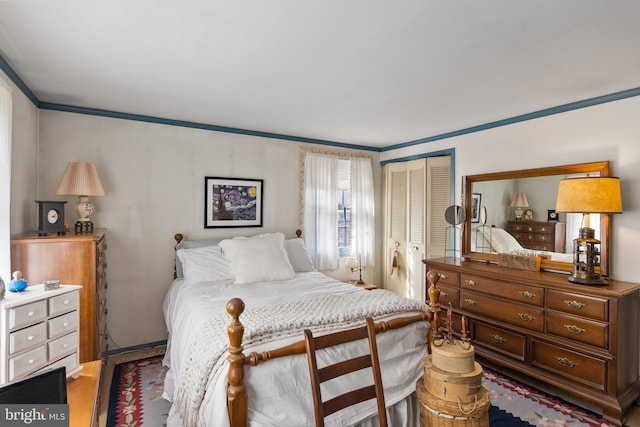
[{"left": 462, "top": 161, "right": 611, "bottom": 276}]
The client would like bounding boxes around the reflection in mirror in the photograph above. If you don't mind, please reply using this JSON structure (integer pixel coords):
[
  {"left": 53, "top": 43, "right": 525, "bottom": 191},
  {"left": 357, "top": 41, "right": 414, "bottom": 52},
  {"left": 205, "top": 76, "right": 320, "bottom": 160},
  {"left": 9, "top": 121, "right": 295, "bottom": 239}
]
[{"left": 462, "top": 161, "right": 611, "bottom": 276}]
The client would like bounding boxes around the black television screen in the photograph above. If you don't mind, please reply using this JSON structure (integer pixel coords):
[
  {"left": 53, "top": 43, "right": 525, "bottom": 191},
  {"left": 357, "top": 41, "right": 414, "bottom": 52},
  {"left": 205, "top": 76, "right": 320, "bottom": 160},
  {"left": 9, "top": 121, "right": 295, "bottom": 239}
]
[{"left": 0, "top": 366, "right": 67, "bottom": 404}]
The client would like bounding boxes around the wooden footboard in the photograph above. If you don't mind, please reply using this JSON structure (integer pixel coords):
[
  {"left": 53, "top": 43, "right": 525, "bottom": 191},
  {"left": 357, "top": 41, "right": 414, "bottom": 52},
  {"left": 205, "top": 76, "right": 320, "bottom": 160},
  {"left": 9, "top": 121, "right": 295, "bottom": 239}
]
[{"left": 225, "top": 270, "right": 443, "bottom": 427}]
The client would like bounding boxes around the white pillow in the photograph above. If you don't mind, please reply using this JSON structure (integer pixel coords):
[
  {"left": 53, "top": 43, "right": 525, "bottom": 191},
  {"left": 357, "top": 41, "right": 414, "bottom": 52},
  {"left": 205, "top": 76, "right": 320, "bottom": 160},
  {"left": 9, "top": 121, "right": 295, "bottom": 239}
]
[
  {"left": 480, "top": 227, "right": 523, "bottom": 253},
  {"left": 219, "top": 232, "right": 296, "bottom": 284},
  {"left": 176, "top": 245, "right": 234, "bottom": 283},
  {"left": 285, "top": 238, "right": 316, "bottom": 272}
]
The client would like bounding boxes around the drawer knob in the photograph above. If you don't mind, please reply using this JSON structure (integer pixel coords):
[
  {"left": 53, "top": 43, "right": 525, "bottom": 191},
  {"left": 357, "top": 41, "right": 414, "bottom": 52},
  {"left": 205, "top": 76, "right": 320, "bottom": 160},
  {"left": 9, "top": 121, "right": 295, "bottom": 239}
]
[
  {"left": 519, "top": 291, "right": 535, "bottom": 299},
  {"left": 63, "top": 322, "right": 69, "bottom": 327},
  {"left": 27, "top": 311, "right": 34, "bottom": 317},
  {"left": 27, "top": 335, "right": 34, "bottom": 341},
  {"left": 555, "top": 356, "right": 577, "bottom": 368},
  {"left": 564, "top": 325, "right": 586, "bottom": 334},
  {"left": 464, "top": 298, "right": 478, "bottom": 306},
  {"left": 517, "top": 313, "right": 535, "bottom": 322},
  {"left": 439, "top": 273, "right": 448, "bottom": 280},
  {"left": 464, "top": 279, "right": 477, "bottom": 287},
  {"left": 63, "top": 300, "right": 70, "bottom": 305},
  {"left": 490, "top": 334, "right": 506, "bottom": 344},
  {"left": 62, "top": 344, "right": 69, "bottom": 348},
  {"left": 440, "top": 292, "right": 448, "bottom": 298},
  {"left": 28, "top": 359, "right": 35, "bottom": 364},
  {"left": 565, "top": 300, "right": 586, "bottom": 309}
]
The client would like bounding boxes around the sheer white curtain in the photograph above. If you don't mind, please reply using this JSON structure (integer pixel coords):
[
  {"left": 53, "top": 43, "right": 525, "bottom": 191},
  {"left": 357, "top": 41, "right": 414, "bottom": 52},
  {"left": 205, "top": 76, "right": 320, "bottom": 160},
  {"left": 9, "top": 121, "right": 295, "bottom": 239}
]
[
  {"left": 303, "top": 152, "right": 338, "bottom": 270},
  {"left": 351, "top": 157, "right": 375, "bottom": 266},
  {"left": 0, "top": 78, "right": 12, "bottom": 282}
]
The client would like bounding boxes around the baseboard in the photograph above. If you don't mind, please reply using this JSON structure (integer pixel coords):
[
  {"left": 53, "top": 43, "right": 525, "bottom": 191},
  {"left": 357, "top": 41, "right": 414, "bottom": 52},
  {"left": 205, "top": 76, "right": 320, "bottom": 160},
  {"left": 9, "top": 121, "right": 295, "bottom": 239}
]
[{"left": 107, "top": 339, "right": 167, "bottom": 356}]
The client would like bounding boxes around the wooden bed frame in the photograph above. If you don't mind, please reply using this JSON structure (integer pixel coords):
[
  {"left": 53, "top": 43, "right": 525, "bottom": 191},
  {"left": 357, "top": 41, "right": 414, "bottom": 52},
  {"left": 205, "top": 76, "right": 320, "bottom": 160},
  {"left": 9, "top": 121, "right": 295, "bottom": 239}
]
[{"left": 172, "top": 232, "right": 443, "bottom": 427}]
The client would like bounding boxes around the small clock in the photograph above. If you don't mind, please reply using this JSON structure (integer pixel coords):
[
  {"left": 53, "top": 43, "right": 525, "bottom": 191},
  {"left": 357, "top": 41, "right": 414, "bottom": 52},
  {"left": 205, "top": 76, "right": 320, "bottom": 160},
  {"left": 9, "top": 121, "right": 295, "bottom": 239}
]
[
  {"left": 36, "top": 201, "right": 67, "bottom": 236},
  {"left": 547, "top": 209, "right": 559, "bottom": 222}
]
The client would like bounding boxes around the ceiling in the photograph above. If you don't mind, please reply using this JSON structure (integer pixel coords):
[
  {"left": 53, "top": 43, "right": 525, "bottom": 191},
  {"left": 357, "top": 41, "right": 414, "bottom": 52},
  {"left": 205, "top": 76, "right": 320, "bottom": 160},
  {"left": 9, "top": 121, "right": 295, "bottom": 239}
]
[{"left": 1, "top": 1, "right": 639, "bottom": 150}]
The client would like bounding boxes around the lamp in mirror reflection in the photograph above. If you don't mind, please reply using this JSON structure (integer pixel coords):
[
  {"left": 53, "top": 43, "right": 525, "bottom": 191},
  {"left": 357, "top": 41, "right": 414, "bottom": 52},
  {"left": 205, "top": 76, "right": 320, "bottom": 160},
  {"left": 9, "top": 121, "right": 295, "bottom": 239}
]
[
  {"left": 510, "top": 192, "right": 529, "bottom": 221},
  {"left": 56, "top": 162, "right": 106, "bottom": 234},
  {"left": 555, "top": 176, "right": 622, "bottom": 285}
]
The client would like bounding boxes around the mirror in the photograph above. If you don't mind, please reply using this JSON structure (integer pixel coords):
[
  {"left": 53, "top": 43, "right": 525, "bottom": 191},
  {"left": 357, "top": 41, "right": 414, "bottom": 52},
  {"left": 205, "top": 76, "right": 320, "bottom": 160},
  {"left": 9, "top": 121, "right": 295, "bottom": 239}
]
[{"left": 462, "top": 161, "right": 612, "bottom": 276}]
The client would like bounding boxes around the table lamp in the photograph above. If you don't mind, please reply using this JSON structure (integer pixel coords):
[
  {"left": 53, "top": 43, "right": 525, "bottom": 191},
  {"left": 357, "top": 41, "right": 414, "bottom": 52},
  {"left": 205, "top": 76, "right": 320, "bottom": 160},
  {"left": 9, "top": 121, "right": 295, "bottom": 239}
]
[
  {"left": 510, "top": 192, "right": 529, "bottom": 221},
  {"left": 555, "top": 176, "right": 622, "bottom": 285},
  {"left": 345, "top": 255, "right": 365, "bottom": 284},
  {"left": 56, "top": 162, "right": 106, "bottom": 233}
]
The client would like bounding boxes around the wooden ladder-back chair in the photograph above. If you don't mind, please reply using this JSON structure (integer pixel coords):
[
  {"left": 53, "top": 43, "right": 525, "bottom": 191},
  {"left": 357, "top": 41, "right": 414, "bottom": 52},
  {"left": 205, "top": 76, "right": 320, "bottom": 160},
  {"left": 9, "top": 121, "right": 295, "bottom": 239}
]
[{"left": 304, "top": 317, "right": 388, "bottom": 427}]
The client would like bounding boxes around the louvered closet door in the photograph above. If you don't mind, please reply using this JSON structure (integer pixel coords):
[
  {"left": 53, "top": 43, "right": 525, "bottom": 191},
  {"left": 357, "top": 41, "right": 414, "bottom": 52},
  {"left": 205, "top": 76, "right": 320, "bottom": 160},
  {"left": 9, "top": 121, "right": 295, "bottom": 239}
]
[
  {"left": 406, "top": 159, "right": 426, "bottom": 303},
  {"left": 383, "top": 162, "right": 407, "bottom": 297},
  {"left": 383, "top": 156, "right": 451, "bottom": 303}
]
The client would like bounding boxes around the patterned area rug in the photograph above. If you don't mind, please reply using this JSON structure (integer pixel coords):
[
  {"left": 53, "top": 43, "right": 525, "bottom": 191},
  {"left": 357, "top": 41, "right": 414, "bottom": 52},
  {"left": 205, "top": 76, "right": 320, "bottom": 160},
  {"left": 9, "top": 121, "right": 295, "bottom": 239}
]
[{"left": 106, "top": 355, "right": 621, "bottom": 426}]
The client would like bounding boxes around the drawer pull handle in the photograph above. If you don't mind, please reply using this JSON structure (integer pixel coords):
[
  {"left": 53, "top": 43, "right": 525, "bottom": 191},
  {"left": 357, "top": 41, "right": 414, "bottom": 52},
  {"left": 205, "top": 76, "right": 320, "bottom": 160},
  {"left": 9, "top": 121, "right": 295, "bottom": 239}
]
[
  {"left": 62, "top": 344, "right": 69, "bottom": 348},
  {"left": 556, "top": 357, "right": 577, "bottom": 368},
  {"left": 490, "top": 334, "right": 506, "bottom": 344},
  {"left": 440, "top": 292, "right": 448, "bottom": 298},
  {"left": 464, "top": 299, "right": 478, "bottom": 306},
  {"left": 518, "top": 313, "right": 535, "bottom": 322},
  {"left": 63, "top": 300, "right": 70, "bottom": 305},
  {"left": 464, "top": 280, "right": 477, "bottom": 287},
  {"left": 27, "top": 311, "right": 34, "bottom": 317},
  {"left": 27, "top": 335, "right": 34, "bottom": 341},
  {"left": 63, "top": 322, "right": 69, "bottom": 327},
  {"left": 519, "top": 291, "right": 535, "bottom": 299},
  {"left": 564, "top": 325, "right": 586, "bottom": 334},
  {"left": 439, "top": 273, "right": 448, "bottom": 280},
  {"left": 28, "top": 359, "right": 35, "bottom": 364},
  {"left": 565, "top": 300, "right": 586, "bottom": 309}
]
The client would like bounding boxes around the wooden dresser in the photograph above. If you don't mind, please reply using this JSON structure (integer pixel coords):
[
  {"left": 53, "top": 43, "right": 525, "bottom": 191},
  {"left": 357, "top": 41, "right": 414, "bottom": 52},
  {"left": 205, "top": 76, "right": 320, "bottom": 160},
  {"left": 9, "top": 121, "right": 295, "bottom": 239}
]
[
  {"left": 506, "top": 220, "right": 566, "bottom": 252},
  {"left": 10, "top": 229, "right": 108, "bottom": 363},
  {"left": 424, "top": 257, "right": 640, "bottom": 426}
]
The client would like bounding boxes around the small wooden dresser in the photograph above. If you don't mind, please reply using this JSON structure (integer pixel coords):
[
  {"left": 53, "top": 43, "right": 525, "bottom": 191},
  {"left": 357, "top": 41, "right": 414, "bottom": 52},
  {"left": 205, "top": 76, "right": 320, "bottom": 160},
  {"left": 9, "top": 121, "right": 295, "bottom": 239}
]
[
  {"left": 424, "top": 257, "right": 640, "bottom": 426},
  {"left": 10, "top": 229, "right": 108, "bottom": 363},
  {"left": 506, "top": 220, "right": 566, "bottom": 252}
]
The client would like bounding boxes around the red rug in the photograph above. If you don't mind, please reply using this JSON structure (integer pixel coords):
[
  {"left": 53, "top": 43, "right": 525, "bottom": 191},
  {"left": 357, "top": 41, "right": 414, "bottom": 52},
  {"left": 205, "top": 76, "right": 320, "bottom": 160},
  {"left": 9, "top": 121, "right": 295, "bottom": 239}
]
[{"left": 106, "top": 354, "right": 624, "bottom": 426}]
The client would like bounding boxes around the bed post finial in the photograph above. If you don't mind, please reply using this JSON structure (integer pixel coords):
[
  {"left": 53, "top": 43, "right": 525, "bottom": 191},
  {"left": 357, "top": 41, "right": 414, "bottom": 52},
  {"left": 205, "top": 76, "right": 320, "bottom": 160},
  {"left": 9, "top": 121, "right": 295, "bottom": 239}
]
[
  {"left": 426, "top": 270, "right": 442, "bottom": 352},
  {"left": 295, "top": 229, "right": 302, "bottom": 238},
  {"left": 227, "top": 298, "right": 247, "bottom": 427}
]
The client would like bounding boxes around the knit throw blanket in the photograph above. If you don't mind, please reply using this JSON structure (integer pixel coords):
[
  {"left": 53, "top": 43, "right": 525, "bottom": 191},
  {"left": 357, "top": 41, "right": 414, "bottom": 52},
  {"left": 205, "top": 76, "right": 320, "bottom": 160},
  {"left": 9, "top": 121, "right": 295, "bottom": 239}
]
[{"left": 173, "top": 290, "right": 426, "bottom": 427}]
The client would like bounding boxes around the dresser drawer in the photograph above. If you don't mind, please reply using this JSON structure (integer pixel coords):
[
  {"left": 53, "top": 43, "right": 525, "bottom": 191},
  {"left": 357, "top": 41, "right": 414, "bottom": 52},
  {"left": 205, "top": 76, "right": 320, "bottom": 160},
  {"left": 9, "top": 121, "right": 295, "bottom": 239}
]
[
  {"left": 49, "top": 331, "right": 78, "bottom": 360},
  {"left": 9, "top": 322, "right": 47, "bottom": 354},
  {"left": 41, "top": 353, "right": 77, "bottom": 376},
  {"left": 8, "top": 300, "right": 47, "bottom": 330},
  {"left": 433, "top": 268, "right": 459, "bottom": 287},
  {"left": 461, "top": 274, "right": 543, "bottom": 306},
  {"left": 49, "top": 290, "right": 80, "bottom": 317},
  {"left": 461, "top": 290, "right": 544, "bottom": 332},
  {"left": 436, "top": 285, "right": 459, "bottom": 308},
  {"left": 547, "top": 311, "right": 608, "bottom": 349},
  {"left": 9, "top": 346, "right": 47, "bottom": 381},
  {"left": 547, "top": 290, "right": 608, "bottom": 321},
  {"left": 531, "top": 339, "right": 606, "bottom": 391},
  {"left": 48, "top": 311, "right": 79, "bottom": 339},
  {"left": 473, "top": 321, "right": 526, "bottom": 361}
]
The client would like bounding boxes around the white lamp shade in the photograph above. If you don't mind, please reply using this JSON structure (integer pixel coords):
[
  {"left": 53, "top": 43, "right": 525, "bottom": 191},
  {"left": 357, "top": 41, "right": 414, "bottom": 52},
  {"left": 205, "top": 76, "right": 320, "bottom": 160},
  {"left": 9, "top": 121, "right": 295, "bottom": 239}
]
[
  {"left": 510, "top": 192, "right": 529, "bottom": 208},
  {"left": 56, "top": 162, "right": 106, "bottom": 196},
  {"left": 345, "top": 257, "right": 359, "bottom": 269}
]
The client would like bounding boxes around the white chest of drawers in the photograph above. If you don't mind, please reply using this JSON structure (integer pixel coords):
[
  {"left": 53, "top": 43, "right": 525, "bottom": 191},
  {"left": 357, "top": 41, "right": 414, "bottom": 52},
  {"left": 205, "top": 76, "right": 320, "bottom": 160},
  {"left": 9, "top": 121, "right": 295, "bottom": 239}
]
[{"left": 0, "top": 284, "right": 82, "bottom": 384}]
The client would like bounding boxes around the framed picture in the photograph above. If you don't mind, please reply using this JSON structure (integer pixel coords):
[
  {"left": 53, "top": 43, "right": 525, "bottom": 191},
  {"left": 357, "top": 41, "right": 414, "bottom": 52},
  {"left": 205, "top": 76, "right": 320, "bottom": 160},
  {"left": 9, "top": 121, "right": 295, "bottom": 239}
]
[
  {"left": 524, "top": 209, "right": 534, "bottom": 221},
  {"left": 471, "top": 193, "right": 482, "bottom": 223},
  {"left": 204, "top": 177, "right": 263, "bottom": 228}
]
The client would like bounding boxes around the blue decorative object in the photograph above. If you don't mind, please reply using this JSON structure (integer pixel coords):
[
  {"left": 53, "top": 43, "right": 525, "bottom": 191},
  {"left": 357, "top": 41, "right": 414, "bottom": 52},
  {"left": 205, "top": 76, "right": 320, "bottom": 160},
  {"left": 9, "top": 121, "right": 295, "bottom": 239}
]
[{"left": 8, "top": 271, "right": 28, "bottom": 293}]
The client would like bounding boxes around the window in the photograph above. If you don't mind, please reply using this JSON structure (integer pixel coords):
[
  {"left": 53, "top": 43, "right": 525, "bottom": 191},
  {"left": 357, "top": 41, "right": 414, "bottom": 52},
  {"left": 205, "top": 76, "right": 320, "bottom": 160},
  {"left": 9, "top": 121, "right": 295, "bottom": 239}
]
[{"left": 303, "top": 153, "right": 374, "bottom": 270}]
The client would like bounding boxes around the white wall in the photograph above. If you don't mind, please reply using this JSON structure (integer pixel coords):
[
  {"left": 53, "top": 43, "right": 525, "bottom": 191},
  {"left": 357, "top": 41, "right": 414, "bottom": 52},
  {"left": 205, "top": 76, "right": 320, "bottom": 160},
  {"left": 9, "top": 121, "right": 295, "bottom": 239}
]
[
  {"left": 381, "top": 95, "right": 640, "bottom": 283},
  {"left": 32, "top": 111, "right": 381, "bottom": 349}
]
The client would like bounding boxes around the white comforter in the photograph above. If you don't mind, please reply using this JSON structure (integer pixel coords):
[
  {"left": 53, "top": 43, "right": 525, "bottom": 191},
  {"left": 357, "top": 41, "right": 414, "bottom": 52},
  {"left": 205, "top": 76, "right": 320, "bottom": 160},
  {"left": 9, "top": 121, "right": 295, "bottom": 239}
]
[{"left": 162, "top": 272, "right": 430, "bottom": 427}]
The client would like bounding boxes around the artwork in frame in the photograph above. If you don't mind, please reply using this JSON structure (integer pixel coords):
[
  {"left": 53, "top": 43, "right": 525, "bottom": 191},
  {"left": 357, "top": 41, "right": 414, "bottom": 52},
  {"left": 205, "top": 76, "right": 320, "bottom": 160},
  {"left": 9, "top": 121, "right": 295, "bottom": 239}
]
[
  {"left": 471, "top": 193, "right": 482, "bottom": 223},
  {"left": 204, "top": 177, "right": 263, "bottom": 228}
]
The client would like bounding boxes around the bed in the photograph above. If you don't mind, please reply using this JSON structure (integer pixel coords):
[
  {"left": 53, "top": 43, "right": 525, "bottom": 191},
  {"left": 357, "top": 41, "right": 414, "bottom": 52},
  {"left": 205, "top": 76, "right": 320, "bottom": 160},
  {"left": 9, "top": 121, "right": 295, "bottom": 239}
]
[
  {"left": 162, "top": 231, "right": 441, "bottom": 427},
  {"left": 471, "top": 226, "right": 573, "bottom": 262}
]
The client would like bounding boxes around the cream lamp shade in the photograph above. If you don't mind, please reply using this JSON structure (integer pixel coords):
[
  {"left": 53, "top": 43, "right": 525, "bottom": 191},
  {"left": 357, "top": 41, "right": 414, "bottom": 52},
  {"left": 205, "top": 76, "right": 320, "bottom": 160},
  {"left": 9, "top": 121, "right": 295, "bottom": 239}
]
[
  {"left": 509, "top": 192, "right": 529, "bottom": 220},
  {"left": 555, "top": 176, "right": 622, "bottom": 285},
  {"left": 56, "top": 162, "right": 106, "bottom": 232}
]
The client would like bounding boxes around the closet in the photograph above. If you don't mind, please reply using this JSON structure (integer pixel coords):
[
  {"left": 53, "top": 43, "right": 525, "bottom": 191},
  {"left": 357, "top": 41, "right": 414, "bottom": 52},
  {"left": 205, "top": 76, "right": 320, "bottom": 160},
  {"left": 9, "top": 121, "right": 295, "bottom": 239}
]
[{"left": 382, "top": 156, "right": 451, "bottom": 302}]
